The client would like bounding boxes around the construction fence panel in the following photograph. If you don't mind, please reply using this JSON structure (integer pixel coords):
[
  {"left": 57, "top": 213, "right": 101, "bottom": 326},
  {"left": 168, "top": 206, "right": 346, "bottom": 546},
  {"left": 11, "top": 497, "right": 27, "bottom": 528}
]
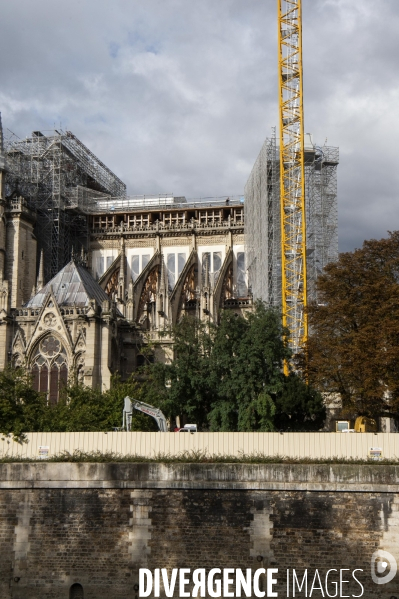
[{"left": 0, "top": 432, "right": 398, "bottom": 461}]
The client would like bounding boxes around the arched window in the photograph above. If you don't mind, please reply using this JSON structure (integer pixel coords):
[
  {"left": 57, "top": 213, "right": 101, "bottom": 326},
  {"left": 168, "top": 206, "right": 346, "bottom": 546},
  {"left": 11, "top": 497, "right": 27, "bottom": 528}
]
[
  {"left": 70, "top": 583, "right": 84, "bottom": 599},
  {"left": 60, "top": 363, "right": 68, "bottom": 388},
  {"left": 30, "top": 335, "right": 68, "bottom": 404},
  {"left": 32, "top": 363, "right": 39, "bottom": 392},
  {"left": 40, "top": 364, "right": 48, "bottom": 394},
  {"left": 49, "top": 365, "right": 58, "bottom": 405}
]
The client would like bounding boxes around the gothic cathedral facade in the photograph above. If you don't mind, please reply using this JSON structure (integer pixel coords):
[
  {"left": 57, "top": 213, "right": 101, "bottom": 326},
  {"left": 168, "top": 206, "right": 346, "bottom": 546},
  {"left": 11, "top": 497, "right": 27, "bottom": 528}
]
[{"left": 0, "top": 121, "right": 250, "bottom": 401}]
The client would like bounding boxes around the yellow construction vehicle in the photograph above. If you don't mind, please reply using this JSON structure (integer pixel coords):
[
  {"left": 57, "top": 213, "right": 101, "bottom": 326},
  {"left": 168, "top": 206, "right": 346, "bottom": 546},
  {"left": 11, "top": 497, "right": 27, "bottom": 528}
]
[
  {"left": 354, "top": 416, "right": 377, "bottom": 433},
  {"left": 335, "top": 417, "right": 378, "bottom": 432}
]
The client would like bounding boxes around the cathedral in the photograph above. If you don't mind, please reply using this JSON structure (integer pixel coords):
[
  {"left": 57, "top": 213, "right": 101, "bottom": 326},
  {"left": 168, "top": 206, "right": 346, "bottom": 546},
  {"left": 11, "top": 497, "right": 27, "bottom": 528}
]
[{"left": 0, "top": 117, "right": 250, "bottom": 402}]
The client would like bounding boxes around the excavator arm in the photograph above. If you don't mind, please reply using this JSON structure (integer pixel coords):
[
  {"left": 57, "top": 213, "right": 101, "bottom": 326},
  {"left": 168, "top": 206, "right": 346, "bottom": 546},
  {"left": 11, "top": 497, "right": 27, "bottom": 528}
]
[{"left": 123, "top": 396, "right": 168, "bottom": 432}]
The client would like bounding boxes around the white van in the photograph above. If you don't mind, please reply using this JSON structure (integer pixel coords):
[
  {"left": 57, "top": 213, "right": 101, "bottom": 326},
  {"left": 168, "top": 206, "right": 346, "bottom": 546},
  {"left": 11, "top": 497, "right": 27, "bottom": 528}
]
[{"left": 179, "top": 424, "right": 197, "bottom": 433}]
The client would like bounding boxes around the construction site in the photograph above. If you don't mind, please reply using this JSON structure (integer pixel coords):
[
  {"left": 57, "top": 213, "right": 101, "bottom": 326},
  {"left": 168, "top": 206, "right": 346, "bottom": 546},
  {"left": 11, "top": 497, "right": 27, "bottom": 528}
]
[
  {"left": 4, "top": 128, "right": 126, "bottom": 282},
  {"left": 0, "top": 0, "right": 340, "bottom": 388},
  {"left": 244, "top": 131, "right": 339, "bottom": 314}
]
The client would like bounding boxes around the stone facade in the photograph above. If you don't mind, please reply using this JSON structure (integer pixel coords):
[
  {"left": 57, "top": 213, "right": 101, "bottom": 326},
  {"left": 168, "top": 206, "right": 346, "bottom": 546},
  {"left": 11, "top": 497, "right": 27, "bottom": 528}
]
[
  {"left": 0, "top": 118, "right": 251, "bottom": 395},
  {"left": 0, "top": 463, "right": 398, "bottom": 598}
]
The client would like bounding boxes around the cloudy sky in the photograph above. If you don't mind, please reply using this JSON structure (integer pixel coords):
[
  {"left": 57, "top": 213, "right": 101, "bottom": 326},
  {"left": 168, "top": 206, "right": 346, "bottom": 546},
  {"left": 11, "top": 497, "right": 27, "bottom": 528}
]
[{"left": 1, "top": 0, "right": 398, "bottom": 252}]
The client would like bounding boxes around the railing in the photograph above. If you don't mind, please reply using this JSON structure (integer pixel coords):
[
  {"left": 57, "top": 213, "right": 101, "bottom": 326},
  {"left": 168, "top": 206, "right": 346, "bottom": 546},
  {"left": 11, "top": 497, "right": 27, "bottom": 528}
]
[
  {"left": 91, "top": 219, "right": 244, "bottom": 235},
  {"left": 13, "top": 307, "right": 89, "bottom": 317},
  {"left": 86, "top": 195, "right": 244, "bottom": 214}
]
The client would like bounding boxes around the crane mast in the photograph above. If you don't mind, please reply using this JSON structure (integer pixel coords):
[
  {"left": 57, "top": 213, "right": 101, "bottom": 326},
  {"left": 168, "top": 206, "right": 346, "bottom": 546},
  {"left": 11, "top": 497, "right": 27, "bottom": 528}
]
[{"left": 277, "top": 0, "right": 307, "bottom": 363}]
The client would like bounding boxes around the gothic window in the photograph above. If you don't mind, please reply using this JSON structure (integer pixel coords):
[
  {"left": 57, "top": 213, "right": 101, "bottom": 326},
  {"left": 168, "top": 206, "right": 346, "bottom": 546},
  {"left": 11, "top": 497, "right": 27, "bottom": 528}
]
[
  {"left": 131, "top": 254, "right": 151, "bottom": 282},
  {"left": 202, "top": 251, "right": 222, "bottom": 288},
  {"left": 32, "top": 364, "right": 39, "bottom": 392},
  {"left": 60, "top": 363, "right": 68, "bottom": 388},
  {"left": 142, "top": 254, "right": 150, "bottom": 270},
  {"left": 132, "top": 255, "right": 140, "bottom": 281},
  {"left": 178, "top": 253, "right": 185, "bottom": 278},
  {"left": 237, "top": 252, "right": 247, "bottom": 297},
  {"left": 96, "top": 256, "right": 104, "bottom": 280},
  {"left": 167, "top": 253, "right": 176, "bottom": 290},
  {"left": 213, "top": 252, "right": 222, "bottom": 284},
  {"left": 166, "top": 252, "right": 187, "bottom": 291},
  {"left": 70, "top": 583, "right": 84, "bottom": 599},
  {"left": 31, "top": 335, "right": 68, "bottom": 404},
  {"left": 106, "top": 255, "right": 115, "bottom": 270},
  {"left": 40, "top": 364, "right": 48, "bottom": 394},
  {"left": 41, "top": 336, "right": 61, "bottom": 357}
]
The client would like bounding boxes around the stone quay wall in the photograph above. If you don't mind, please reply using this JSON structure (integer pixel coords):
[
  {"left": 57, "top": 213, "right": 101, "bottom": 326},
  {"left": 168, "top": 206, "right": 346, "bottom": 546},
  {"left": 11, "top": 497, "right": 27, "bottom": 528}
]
[{"left": 1, "top": 463, "right": 399, "bottom": 598}]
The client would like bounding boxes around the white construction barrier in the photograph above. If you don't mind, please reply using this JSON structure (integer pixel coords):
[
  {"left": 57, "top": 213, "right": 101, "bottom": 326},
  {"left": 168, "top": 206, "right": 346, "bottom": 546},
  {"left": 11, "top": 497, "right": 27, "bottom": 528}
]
[{"left": 0, "top": 431, "right": 398, "bottom": 460}]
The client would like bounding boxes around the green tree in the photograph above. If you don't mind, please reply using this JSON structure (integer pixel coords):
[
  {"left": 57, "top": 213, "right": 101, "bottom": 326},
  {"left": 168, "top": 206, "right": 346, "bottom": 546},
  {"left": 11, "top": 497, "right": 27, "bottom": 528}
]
[
  {"left": 208, "top": 303, "right": 290, "bottom": 431},
  {"left": 153, "top": 302, "right": 325, "bottom": 432},
  {"left": 274, "top": 374, "right": 325, "bottom": 431},
  {"left": 152, "top": 318, "right": 215, "bottom": 428},
  {"left": 0, "top": 367, "right": 48, "bottom": 438},
  {"left": 46, "top": 375, "right": 157, "bottom": 432},
  {"left": 303, "top": 231, "right": 399, "bottom": 419}
]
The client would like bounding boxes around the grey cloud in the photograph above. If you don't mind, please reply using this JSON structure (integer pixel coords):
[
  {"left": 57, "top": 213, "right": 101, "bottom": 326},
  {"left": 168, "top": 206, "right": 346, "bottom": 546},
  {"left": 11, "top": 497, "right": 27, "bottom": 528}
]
[{"left": 1, "top": 0, "right": 398, "bottom": 251}]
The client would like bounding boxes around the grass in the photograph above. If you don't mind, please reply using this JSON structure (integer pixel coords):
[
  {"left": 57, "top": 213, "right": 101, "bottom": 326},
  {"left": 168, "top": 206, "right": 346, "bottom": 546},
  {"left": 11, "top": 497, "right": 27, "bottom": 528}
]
[{"left": 0, "top": 449, "right": 398, "bottom": 465}]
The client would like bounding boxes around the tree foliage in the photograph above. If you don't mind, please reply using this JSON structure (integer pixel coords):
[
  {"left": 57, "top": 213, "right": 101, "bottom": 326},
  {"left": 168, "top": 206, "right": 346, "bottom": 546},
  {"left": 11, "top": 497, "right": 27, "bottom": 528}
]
[
  {"left": 0, "top": 304, "right": 325, "bottom": 435},
  {"left": 153, "top": 302, "right": 325, "bottom": 431},
  {"left": 0, "top": 367, "right": 48, "bottom": 439},
  {"left": 303, "top": 231, "right": 399, "bottom": 418},
  {"left": 51, "top": 375, "right": 157, "bottom": 432},
  {"left": 0, "top": 371, "right": 157, "bottom": 436}
]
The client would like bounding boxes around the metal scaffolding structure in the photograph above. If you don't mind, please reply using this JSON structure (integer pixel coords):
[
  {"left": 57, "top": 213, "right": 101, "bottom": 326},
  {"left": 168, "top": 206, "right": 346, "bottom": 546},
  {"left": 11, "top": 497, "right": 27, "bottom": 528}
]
[
  {"left": 304, "top": 139, "right": 339, "bottom": 303},
  {"left": 244, "top": 133, "right": 338, "bottom": 311},
  {"left": 4, "top": 129, "right": 126, "bottom": 282}
]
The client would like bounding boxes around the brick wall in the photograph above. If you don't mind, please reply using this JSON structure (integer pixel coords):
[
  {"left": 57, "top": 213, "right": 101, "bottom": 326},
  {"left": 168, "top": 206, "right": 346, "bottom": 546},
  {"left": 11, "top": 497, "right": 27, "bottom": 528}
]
[{"left": 1, "top": 464, "right": 399, "bottom": 599}]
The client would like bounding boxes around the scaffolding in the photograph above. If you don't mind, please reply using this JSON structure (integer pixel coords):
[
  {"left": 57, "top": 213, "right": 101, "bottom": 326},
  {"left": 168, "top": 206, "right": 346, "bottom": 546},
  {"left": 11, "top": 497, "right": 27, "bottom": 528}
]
[
  {"left": 305, "top": 140, "right": 339, "bottom": 303},
  {"left": 4, "top": 129, "right": 126, "bottom": 282},
  {"left": 245, "top": 133, "right": 338, "bottom": 310}
]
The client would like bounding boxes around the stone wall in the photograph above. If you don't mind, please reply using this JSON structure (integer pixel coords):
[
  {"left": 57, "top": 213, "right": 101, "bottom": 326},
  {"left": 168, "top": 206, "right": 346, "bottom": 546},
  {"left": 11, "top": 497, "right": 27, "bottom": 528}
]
[{"left": 1, "top": 463, "right": 399, "bottom": 599}]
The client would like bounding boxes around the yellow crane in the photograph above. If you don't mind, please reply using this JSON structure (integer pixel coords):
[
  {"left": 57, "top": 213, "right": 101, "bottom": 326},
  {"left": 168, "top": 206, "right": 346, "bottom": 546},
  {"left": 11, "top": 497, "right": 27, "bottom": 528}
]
[{"left": 277, "top": 0, "right": 307, "bottom": 366}]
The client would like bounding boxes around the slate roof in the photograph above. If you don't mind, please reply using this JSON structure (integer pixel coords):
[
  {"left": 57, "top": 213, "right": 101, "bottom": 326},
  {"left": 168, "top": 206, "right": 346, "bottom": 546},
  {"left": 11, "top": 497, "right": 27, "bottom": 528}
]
[{"left": 24, "top": 261, "right": 111, "bottom": 308}]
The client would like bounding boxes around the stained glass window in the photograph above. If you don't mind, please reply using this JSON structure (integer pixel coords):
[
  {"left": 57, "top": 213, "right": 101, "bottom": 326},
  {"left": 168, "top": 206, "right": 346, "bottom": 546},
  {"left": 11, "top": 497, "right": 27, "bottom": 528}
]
[{"left": 31, "top": 336, "right": 68, "bottom": 404}]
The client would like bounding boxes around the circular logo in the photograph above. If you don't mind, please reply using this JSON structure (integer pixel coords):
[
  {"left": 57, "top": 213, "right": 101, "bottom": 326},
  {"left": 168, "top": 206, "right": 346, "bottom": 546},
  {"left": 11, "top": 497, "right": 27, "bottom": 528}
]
[{"left": 371, "top": 550, "right": 397, "bottom": 585}]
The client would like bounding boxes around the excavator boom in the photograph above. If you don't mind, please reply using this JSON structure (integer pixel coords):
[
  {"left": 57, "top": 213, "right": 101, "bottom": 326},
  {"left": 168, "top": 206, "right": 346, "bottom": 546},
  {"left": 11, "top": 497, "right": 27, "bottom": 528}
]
[{"left": 123, "top": 396, "right": 168, "bottom": 432}]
